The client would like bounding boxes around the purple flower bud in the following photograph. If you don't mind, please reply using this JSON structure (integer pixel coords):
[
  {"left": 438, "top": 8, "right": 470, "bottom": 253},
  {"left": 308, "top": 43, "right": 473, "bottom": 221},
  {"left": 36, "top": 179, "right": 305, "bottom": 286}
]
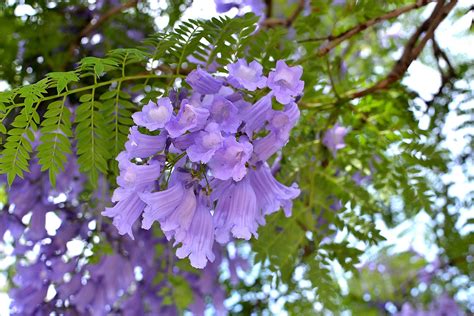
[
  {"left": 125, "top": 126, "right": 167, "bottom": 158},
  {"left": 186, "top": 68, "right": 223, "bottom": 94},
  {"left": 252, "top": 103, "right": 300, "bottom": 161},
  {"left": 322, "top": 123, "right": 348, "bottom": 157},
  {"left": 132, "top": 98, "right": 173, "bottom": 131},
  {"left": 242, "top": 93, "right": 272, "bottom": 137},
  {"left": 267, "top": 60, "right": 304, "bottom": 104},
  {"left": 228, "top": 59, "right": 267, "bottom": 91}
]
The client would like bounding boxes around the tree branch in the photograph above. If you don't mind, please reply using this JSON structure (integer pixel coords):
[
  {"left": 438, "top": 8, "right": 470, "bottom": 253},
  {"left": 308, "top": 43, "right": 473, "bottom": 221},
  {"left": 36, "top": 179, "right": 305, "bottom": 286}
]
[
  {"left": 424, "top": 36, "right": 457, "bottom": 112},
  {"left": 431, "top": 36, "right": 456, "bottom": 78},
  {"left": 80, "top": 0, "right": 139, "bottom": 38},
  {"left": 300, "top": 0, "right": 436, "bottom": 55},
  {"left": 265, "top": 0, "right": 273, "bottom": 18},
  {"left": 262, "top": 0, "right": 306, "bottom": 27},
  {"left": 348, "top": 0, "right": 458, "bottom": 99},
  {"left": 64, "top": 0, "right": 139, "bottom": 67}
]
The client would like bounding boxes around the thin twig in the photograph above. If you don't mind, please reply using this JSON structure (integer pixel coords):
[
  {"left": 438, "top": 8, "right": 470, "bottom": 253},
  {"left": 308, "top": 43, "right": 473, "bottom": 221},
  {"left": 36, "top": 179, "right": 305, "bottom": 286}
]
[
  {"left": 262, "top": 0, "right": 306, "bottom": 27},
  {"left": 300, "top": 0, "right": 436, "bottom": 55},
  {"left": 265, "top": 0, "right": 273, "bottom": 18},
  {"left": 424, "top": 35, "right": 457, "bottom": 112},
  {"left": 64, "top": 0, "right": 139, "bottom": 67},
  {"left": 81, "top": 0, "right": 139, "bottom": 38},
  {"left": 347, "top": 0, "right": 457, "bottom": 99},
  {"left": 431, "top": 36, "right": 456, "bottom": 77}
]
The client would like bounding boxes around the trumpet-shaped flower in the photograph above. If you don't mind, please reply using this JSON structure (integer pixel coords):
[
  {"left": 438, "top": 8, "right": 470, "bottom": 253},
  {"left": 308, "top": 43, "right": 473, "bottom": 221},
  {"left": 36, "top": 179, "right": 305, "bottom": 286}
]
[
  {"left": 166, "top": 101, "right": 209, "bottom": 137},
  {"left": 125, "top": 126, "right": 167, "bottom": 158},
  {"left": 213, "top": 177, "right": 261, "bottom": 243},
  {"left": 132, "top": 98, "right": 173, "bottom": 131},
  {"left": 208, "top": 136, "right": 253, "bottom": 181},
  {"left": 267, "top": 60, "right": 304, "bottom": 104},
  {"left": 176, "top": 196, "right": 215, "bottom": 268},
  {"left": 228, "top": 59, "right": 267, "bottom": 91},
  {"left": 186, "top": 68, "right": 223, "bottom": 95},
  {"left": 187, "top": 123, "right": 224, "bottom": 163}
]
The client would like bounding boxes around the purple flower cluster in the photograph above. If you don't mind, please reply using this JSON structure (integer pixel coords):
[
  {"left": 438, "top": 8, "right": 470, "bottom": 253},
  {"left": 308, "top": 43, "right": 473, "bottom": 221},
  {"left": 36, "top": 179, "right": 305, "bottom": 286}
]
[
  {"left": 104, "top": 59, "right": 303, "bottom": 268},
  {"left": 1, "top": 156, "right": 249, "bottom": 314}
]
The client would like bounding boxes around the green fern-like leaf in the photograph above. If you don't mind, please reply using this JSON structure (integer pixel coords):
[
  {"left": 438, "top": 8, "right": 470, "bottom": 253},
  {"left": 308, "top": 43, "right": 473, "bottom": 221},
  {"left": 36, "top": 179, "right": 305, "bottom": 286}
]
[
  {"left": 47, "top": 71, "right": 79, "bottom": 94},
  {"left": 0, "top": 104, "right": 40, "bottom": 185},
  {"left": 37, "top": 97, "right": 73, "bottom": 186},
  {"left": 170, "top": 20, "right": 206, "bottom": 73},
  {"left": 200, "top": 13, "right": 259, "bottom": 67},
  {"left": 75, "top": 88, "right": 110, "bottom": 185},
  {"left": 80, "top": 57, "right": 120, "bottom": 77}
]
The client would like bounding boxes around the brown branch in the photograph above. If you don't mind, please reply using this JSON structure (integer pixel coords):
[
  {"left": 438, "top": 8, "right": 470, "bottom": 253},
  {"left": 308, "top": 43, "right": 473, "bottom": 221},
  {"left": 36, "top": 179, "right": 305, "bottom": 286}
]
[
  {"left": 301, "top": 0, "right": 436, "bottom": 55},
  {"left": 348, "top": 0, "right": 458, "bottom": 99},
  {"left": 424, "top": 36, "right": 457, "bottom": 112},
  {"left": 432, "top": 36, "right": 456, "bottom": 78},
  {"left": 79, "top": 0, "right": 138, "bottom": 38},
  {"left": 262, "top": 0, "right": 306, "bottom": 27},
  {"left": 265, "top": 0, "right": 273, "bottom": 18},
  {"left": 63, "top": 0, "right": 138, "bottom": 68}
]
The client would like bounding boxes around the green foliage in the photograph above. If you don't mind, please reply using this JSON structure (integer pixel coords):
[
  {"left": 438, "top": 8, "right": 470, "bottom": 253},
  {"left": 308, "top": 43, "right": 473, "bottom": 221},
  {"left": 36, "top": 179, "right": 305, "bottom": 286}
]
[
  {"left": 75, "top": 86, "right": 111, "bottom": 185},
  {"left": 253, "top": 209, "right": 307, "bottom": 282},
  {"left": 145, "top": 13, "right": 258, "bottom": 73},
  {"left": 0, "top": 79, "right": 51, "bottom": 184},
  {"left": 37, "top": 98, "right": 72, "bottom": 186},
  {"left": 0, "top": 15, "right": 258, "bottom": 185}
]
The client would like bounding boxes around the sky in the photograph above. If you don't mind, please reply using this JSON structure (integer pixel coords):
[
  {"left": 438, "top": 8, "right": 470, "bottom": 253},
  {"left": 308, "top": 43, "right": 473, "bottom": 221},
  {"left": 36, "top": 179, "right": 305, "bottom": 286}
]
[{"left": 0, "top": 1, "right": 473, "bottom": 315}]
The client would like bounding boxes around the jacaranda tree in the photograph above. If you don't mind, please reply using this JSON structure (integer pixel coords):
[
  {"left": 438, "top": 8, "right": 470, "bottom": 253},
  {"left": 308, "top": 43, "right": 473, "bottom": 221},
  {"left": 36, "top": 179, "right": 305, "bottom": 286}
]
[{"left": 0, "top": 0, "right": 472, "bottom": 314}]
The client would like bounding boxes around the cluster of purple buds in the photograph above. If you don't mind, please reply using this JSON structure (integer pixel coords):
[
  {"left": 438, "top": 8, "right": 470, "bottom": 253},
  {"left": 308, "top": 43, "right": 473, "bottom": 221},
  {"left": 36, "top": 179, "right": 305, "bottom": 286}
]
[{"left": 103, "top": 59, "right": 303, "bottom": 268}]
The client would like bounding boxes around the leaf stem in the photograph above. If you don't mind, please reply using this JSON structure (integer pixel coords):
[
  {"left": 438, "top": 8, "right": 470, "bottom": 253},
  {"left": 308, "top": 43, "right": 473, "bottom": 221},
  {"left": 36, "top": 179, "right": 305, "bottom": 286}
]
[{"left": 9, "top": 74, "right": 183, "bottom": 109}]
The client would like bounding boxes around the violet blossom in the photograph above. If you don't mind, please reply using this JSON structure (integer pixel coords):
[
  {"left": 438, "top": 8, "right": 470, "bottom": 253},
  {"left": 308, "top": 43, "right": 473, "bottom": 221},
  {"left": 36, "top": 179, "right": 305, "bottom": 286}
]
[
  {"left": 105, "top": 58, "right": 303, "bottom": 268},
  {"left": 267, "top": 60, "right": 304, "bottom": 105}
]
